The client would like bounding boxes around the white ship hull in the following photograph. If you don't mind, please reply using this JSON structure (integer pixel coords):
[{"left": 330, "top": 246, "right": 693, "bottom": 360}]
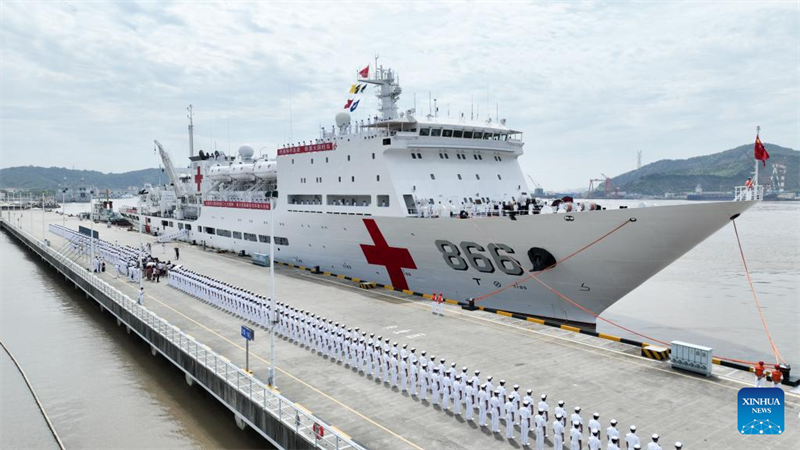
[{"left": 125, "top": 199, "right": 756, "bottom": 324}]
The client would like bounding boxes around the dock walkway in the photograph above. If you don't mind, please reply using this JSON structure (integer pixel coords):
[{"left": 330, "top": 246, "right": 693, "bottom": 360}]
[{"left": 10, "top": 210, "right": 800, "bottom": 449}]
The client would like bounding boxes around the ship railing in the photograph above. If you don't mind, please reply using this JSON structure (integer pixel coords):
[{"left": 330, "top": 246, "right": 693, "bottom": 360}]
[
  {"left": 734, "top": 185, "right": 763, "bottom": 201},
  {"left": 6, "top": 222, "right": 363, "bottom": 450}
]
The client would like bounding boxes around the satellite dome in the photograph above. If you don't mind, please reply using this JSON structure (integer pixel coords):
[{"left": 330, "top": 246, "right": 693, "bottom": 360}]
[
  {"left": 335, "top": 112, "right": 351, "bottom": 128},
  {"left": 238, "top": 144, "right": 255, "bottom": 159}
]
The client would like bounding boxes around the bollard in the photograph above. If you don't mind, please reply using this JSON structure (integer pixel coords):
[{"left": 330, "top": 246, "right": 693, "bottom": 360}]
[{"left": 462, "top": 297, "right": 478, "bottom": 311}]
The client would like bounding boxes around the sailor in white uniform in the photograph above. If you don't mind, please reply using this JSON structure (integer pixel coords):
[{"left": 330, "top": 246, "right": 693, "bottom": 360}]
[
  {"left": 555, "top": 400, "right": 567, "bottom": 427},
  {"left": 464, "top": 380, "right": 474, "bottom": 421},
  {"left": 553, "top": 413, "right": 565, "bottom": 449},
  {"left": 625, "top": 426, "right": 640, "bottom": 450},
  {"left": 538, "top": 394, "right": 550, "bottom": 435},
  {"left": 534, "top": 408, "right": 547, "bottom": 450},
  {"left": 607, "top": 420, "right": 620, "bottom": 444},
  {"left": 589, "top": 413, "right": 602, "bottom": 440},
  {"left": 490, "top": 389, "right": 501, "bottom": 433},
  {"left": 569, "top": 421, "right": 582, "bottom": 450},
  {"left": 510, "top": 384, "right": 521, "bottom": 425},
  {"left": 519, "top": 400, "right": 532, "bottom": 446},
  {"left": 571, "top": 406, "right": 583, "bottom": 433},
  {"left": 588, "top": 429, "right": 602, "bottom": 450},
  {"left": 646, "top": 434, "right": 662, "bottom": 450},
  {"left": 504, "top": 395, "right": 515, "bottom": 439},
  {"left": 478, "top": 384, "right": 489, "bottom": 427}
]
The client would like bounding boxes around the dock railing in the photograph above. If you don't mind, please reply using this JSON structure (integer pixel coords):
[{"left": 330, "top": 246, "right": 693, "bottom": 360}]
[{"left": 6, "top": 220, "right": 363, "bottom": 450}]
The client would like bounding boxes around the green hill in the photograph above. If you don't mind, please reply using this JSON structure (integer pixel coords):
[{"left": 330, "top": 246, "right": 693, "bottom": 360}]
[
  {"left": 612, "top": 143, "right": 799, "bottom": 196},
  {"left": 0, "top": 166, "right": 163, "bottom": 191}
]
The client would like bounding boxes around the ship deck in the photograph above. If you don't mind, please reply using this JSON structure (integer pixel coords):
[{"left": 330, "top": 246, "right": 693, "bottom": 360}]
[{"left": 14, "top": 209, "right": 800, "bottom": 450}]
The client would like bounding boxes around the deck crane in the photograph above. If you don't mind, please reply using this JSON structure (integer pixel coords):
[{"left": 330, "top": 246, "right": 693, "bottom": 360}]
[{"left": 154, "top": 139, "right": 188, "bottom": 219}]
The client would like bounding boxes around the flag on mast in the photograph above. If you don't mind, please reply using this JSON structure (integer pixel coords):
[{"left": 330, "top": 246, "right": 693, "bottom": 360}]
[
  {"left": 359, "top": 65, "right": 369, "bottom": 78},
  {"left": 754, "top": 134, "right": 769, "bottom": 166}
]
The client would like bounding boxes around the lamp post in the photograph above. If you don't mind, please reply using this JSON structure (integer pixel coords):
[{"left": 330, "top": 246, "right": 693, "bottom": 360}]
[
  {"left": 269, "top": 195, "right": 276, "bottom": 388},
  {"left": 138, "top": 196, "right": 144, "bottom": 291},
  {"left": 90, "top": 195, "right": 95, "bottom": 270}
]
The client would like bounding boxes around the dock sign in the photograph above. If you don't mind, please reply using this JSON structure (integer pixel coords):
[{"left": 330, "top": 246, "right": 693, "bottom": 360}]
[{"left": 241, "top": 326, "right": 255, "bottom": 341}]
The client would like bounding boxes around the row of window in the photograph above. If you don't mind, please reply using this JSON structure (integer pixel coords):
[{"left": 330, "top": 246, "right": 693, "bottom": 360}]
[
  {"left": 419, "top": 128, "right": 512, "bottom": 141},
  {"left": 301, "top": 175, "right": 383, "bottom": 183},
  {"left": 292, "top": 153, "right": 373, "bottom": 165},
  {"left": 288, "top": 194, "right": 391, "bottom": 207},
  {"left": 197, "top": 225, "right": 289, "bottom": 245},
  {"left": 430, "top": 173, "right": 502, "bottom": 181},
  {"left": 411, "top": 152, "right": 502, "bottom": 162}
]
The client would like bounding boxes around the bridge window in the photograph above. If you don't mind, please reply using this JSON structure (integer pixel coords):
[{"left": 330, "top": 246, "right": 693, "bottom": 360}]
[
  {"left": 500, "top": 134, "right": 508, "bottom": 141},
  {"left": 376, "top": 175, "right": 380, "bottom": 182},
  {"left": 232, "top": 231, "right": 242, "bottom": 239},
  {"left": 453, "top": 130, "right": 463, "bottom": 138},
  {"left": 444, "top": 153, "right": 449, "bottom": 159},
  {"left": 216, "top": 229, "right": 232, "bottom": 238},
  {"left": 274, "top": 237, "right": 289, "bottom": 246},
  {"left": 244, "top": 233, "right": 257, "bottom": 242},
  {"left": 351, "top": 176, "right": 355, "bottom": 182},
  {"left": 347, "top": 155, "right": 351, "bottom": 161},
  {"left": 473, "top": 132, "right": 483, "bottom": 139},
  {"left": 439, "top": 153, "right": 444, "bottom": 159},
  {"left": 443, "top": 129, "right": 453, "bottom": 137},
  {"left": 328, "top": 194, "right": 371, "bottom": 206},
  {"left": 258, "top": 235, "right": 271, "bottom": 243},
  {"left": 420, "top": 128, "right": 430, "bottom": 136},
  {"left": 431, "top": 129, "right": 442, "bottom": 137},
  {"left": 205, "top": 227, "right": 215, "bottom": 235},
  {"left": 412, "top": 153, "right": 417, "bottom": 159},
  {"left": 372, "top": 153, "right": 375, "bottom": 159},
  {"left": 417, "top": 152, "right": 422, "bottom": 159},
  {"left": 289, "top": 194, "right": 322, "bottom": 205},
  {"left": 483, "top": 133, "right": 492, "bottom": 140},
  {"left": 377, "top": 195, "right": 390, "bottom": 207},
  {"left": 463, "top": 130, "right": 473, "bottom": 139}
]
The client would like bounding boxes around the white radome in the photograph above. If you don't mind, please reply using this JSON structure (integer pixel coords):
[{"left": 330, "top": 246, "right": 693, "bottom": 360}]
[{"left": 238, "top": 144, "right": 255, "bottom": 159}]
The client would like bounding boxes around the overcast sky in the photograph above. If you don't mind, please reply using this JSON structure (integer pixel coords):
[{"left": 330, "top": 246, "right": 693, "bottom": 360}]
[{"left": 1, "top": 1, "right": 797, "bottom": 189}]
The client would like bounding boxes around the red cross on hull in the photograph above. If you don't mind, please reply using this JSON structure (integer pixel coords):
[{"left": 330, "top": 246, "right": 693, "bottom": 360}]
[
  {"left": 360, "top": 218, "right": 416, "bottom": 291},
  {"left": 194, "top": 166, "right": 204, "bottom": 192}
]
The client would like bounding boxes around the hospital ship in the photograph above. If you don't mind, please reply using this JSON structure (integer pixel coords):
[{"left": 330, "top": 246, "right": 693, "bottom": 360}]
[{"left": 120, "top": 63, "right": 759, "bottom": 325}]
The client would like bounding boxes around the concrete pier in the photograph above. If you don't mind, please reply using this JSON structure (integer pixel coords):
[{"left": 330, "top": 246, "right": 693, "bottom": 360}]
[{"left": 4, "top": 210, "right": 799, "bottom": 449}]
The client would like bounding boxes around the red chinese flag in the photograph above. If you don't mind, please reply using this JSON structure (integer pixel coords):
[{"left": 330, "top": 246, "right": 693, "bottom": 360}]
[
  {"left": 344, "top": 99, "right": 353, "bottom": 109},
  {"left": 754, "top": 135, "right": 769, "bottom": 166},
  {"left": 359, "top": 65, "right": 369, "bottom": 78}
]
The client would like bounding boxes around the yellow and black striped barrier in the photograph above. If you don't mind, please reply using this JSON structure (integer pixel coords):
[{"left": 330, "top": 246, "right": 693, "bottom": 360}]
[
  {"left": 641, "top": 345, "right": 670, "bottom": 361},
  {"left": 358, "top": 281, "right": 377, "bottom": 290}
]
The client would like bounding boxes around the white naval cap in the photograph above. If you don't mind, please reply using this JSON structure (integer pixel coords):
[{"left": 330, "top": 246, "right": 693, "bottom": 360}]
[
  {"left": 593, "top": 412, "right": 600, "bottom": 418},
  {"left": 541, "top": 394, "right": 547, "bottom": 400},
  {"left": 610, "top": 419, "right": 617, "bottom": 425},
  {"left": 574, "top": 406, "right": 581, "bottom": 412},
  {"left": 675, "top": 442, "right": 682, "bottom": 449},
  {"left": 558, "top": 400, "right": 565, "bottom": 406},
  {"left": 526, "top": 389, "right": 532, "bottom": 394},
  {"left": 555, "top": 413, "right": 562, "bottom": 419},
  {"left": 652, "top": 434, "right": 659, "bottom": 441},
  {"left": 513, "top": 384, "right": 519, "bottom": 389},
  {"left": 630, "top": 425, "right": 636, "bottom": 431},
  {"left": 538, "top": 407, "right": 544, "bottom": 412}
]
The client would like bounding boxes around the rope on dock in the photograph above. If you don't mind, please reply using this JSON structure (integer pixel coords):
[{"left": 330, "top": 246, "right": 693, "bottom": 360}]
[{"left": 0, "top": 338, "right": 66, "bottom": 450}]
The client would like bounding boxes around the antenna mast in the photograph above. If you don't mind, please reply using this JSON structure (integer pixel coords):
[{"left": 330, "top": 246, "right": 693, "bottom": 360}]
[{"left": 187, "top": 105, "right": 194, "bottom": 158}]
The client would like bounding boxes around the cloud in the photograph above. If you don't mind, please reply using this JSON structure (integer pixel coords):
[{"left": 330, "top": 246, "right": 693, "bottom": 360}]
[{"left": 1, "top": 1, "right": 797, "bottom": 189}]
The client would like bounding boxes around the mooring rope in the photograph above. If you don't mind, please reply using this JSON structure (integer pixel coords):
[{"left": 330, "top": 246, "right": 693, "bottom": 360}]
[{"left": 0, "top": 339, "right": 66, "bottom": 450}]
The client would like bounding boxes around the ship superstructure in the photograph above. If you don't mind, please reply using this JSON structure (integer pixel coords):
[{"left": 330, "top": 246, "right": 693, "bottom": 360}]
[{"left": 121, "top": 63, "right": 758, "bottom": 324}]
